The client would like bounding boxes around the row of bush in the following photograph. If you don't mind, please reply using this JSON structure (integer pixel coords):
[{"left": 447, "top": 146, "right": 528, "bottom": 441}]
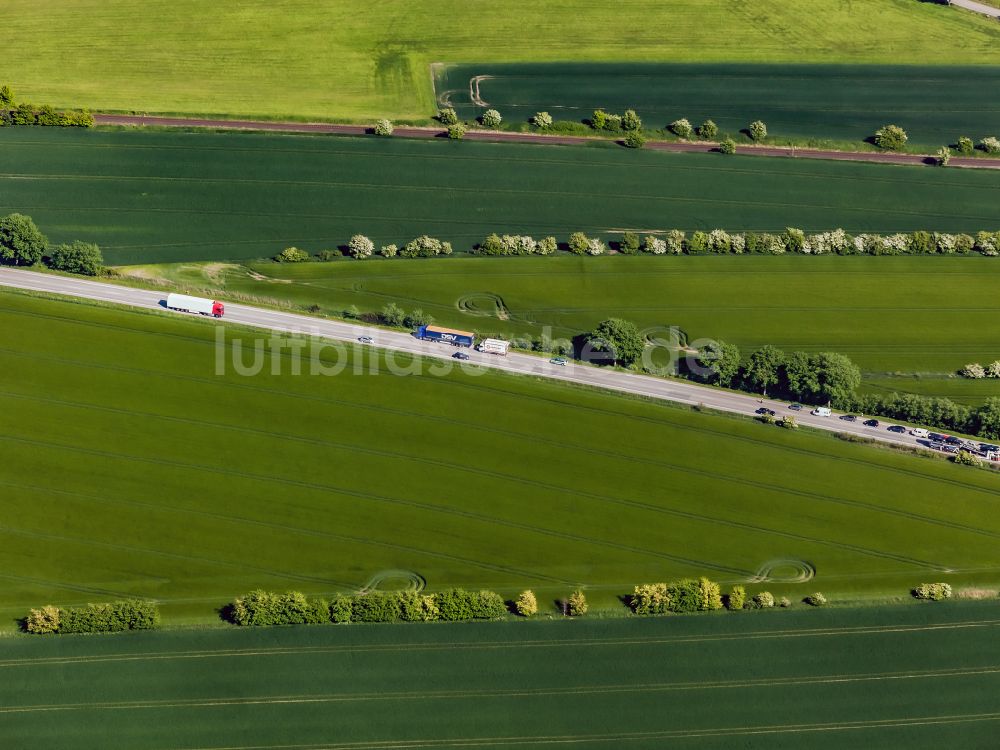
[
  {"left": 275, "top": 228, "right": 1000, "bottom": 263},
  {"left": 0, "top": 85, "right": 93, "bottom": 128},
  {"left": 0, "top": 212, "right": 104, "bottom": 274},
  {"left": 25, "top": 599, "right": 160, "bottom": 634},
  {"left": 629, "top": 579, "right": 827, "bottom": 614},
  {"left": 228, "top": 588, "right": 514, "bottom": 626}
]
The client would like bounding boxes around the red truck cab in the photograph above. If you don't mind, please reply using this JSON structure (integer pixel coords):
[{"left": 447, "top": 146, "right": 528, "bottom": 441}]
[{"left": 212, "top": 301, "right": 225, "bottom": 318}]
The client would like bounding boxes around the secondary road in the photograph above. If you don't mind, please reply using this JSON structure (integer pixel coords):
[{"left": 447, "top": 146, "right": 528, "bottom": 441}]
[
  {"left": 0, "top": 268, "right": 950, "bottom": 453},
  {"left": 951, "top": 0, "right": 1000, "bottom": 19},
  {"left": 93, "top": 114, "right": 1000, "bottom": 171}
]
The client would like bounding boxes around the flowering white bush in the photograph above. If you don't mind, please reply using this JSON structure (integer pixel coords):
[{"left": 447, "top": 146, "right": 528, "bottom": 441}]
[
  {"left": 669, "top": 118, "right": 693, "bottom": 138},
  {"left": 762, "top": 234, "right": 786, "bottom": 255},
  {"left": 934, "top": 233, "right": 956, "bottom": 254},
  {"left": 976, "top": 232, "right": 999, "bottom": 256},
  {"left": 752, "top": 591, "right": 775, "bottom": 608},
  {"left": 707, "top": 228, "right": 731, "bottom": 253},
  {"left": 989, "top": 361, "right": 1000, "bottom": 379},
  {"left": 380, "top": 244, "right": 398, "bottom": 258},
  {"left": 480, "top": 109, "right": 502, "bottom": 128},
  {"left": 980, "top": 136, "right": 1000, "bottom": 154},
  {"left": 373, "top": 119, "right": 393, "bottom": 136},
  {"left": 532, "top": 111, "right": 553, "bottom": 128},
  {"left": 644, "top": 236, "right": 667, "bottom": 255},
  {"left": 730, "top": 234, "right": 746, "bottom": 254},
  {"left": 586, "top": 238, "right": 607, "bottom": 256},
  {"left": 963, "top": 363, "right": 987, "bottom": 379},
  {"left": 804, "top": 228, "right": 850, "bottom": 255},
  {"left": 348, "top": 234, "right": 374, "bottom": 259},
  {"left": 883, "top": 233, "right": 910, "bottom": 255}
]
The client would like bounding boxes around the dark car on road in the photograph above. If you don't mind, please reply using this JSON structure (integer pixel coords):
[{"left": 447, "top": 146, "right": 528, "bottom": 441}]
[
  {"left": 840, "top": 414, "right": 858, "bottom": 422},
  {"left": 945, "top": 436, "right": 963, "bottom": 446},
  {"left": 887, "top": 425, "right": 906, "bottom": 433},
  {"left": 452, "top": 351, "right": 470, "bottom": 360},
  {"left": 864, "top": 419, "right": 880, "bottom": 427},
  {"left": 755, "top": 407, "right": 776, "bottom": 416},
  {"left": 788, "top": 403, "right": 803, "bottom": 411}
]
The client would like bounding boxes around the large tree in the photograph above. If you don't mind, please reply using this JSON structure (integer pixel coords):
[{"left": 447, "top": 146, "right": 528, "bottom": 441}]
[
  {"left": 0, "top": 213, "right": 47, "bottom": 266},
  {"left": 783, "top": 351, "right": 860, "bottom": 404},
  {"left": 745, "top": 345, "right": 785, "bottom": 394},
  {"left": 586, "top": 318, "right": 644, "bottom": 366},
  {"left": 696, "top": 340, "right": 741, "bottom": 386},
  {"left": 48, "top": 240, "right": 103, "bottom": 275}
]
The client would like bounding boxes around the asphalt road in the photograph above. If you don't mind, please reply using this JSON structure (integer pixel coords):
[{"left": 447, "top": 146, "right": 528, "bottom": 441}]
[
  {"left": 93, "top": 114, "right": 1000, "bottom": 171},
  {"left": 0, "top": 268, "right": 948, "bottom": 451}
]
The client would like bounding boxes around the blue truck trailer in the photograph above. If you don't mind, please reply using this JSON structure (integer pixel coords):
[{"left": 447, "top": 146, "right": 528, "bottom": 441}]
[{"left": 418, "top": 325, "right": 475, "bottom": 347}]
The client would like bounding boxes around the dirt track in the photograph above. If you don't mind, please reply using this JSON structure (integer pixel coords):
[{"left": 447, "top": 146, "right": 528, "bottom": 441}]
[{"left": 94, "top": 114, "right": 1000, "bottom": 170}]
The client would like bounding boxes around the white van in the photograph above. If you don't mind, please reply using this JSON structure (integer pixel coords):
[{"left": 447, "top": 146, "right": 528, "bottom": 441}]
[
  {"left": 811, "top": 407, "right": 832, "bottom": 417},
  {"left": 910, "top": 428, "right": 929, "bottom": 438}
]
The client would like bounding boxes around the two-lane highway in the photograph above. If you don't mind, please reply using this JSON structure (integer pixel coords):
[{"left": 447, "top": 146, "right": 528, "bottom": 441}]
[{"left": 0, "top": 268, "right": 943, "bottom": 451}]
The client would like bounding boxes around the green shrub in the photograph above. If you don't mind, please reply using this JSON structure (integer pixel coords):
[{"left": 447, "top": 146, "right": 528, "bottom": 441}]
[
  {"left": 697, "top": 577, "right": 724, "bottom": 611},
  {"left": 726, "top": 585, "right": 747, "bottom": 611},
  {"left": 315, "top": 249, "right": 339, "bottom": 261},
  {"left": 567, "top": 589, "right": 588, "bottom": 616},
  {"left": 620, "top": 232, "right": 641, "bottom": 255},
  {"left": 380, "top": 302, "right": 405, "bottom": 326},
  {"left": 25, "top": 605, "right": 61, "bottom": 634},
  {"left": 274, "top": 246, "right": 310, "bottom": 263},
  {"left": 515, "top": 590, "right": 538, "bottom": 616},
  {"left": 621, "top": 109, "right": 642, "bottom": 131},
  {"left": 434, "top": 588, "right": 506, "bottom": 621},
  {"left": 913, "top": 583, "right": 952, "bottom": 601},
  {"left": 229, "top": 590, "right": 320, "bottom": 626},
  {"left": 480, "top": 109, "right": 502, "bottom": 128},
  {"left": 957, "top": 136, "right": 975, "bottom": 155},
  {"left": 532, "top": 111, "right": 553, "bottom": 129},
  {"left": 622, "top": 131, "right": 645, "bottom": 149},
  {"left": 719, "top": 138, "right": 736, "bottom": 155},
  {"left": 447, "top": 123, "right": 467, "bottom": 140},
  {"left": 351, "top": 591, "right": 401, "bottom": 623},
  {"left": 47, "top": 240, "right": 103, "bottom": 276},
  {"left": 697, "top": 119, "right": 718, "bottom": 139},
  {"left": 568, "top": 231, "right": 590, "bottom": 255},
  {"left": 804, "top": 592, "right": 827, "bottom": 606},
  {"left": 748, "top": 120, "right": 767, "bottom": 141},
  {"left": 669, "top": 118, "right": 693, "bottom": 138},
  {"left": 329, "top": 596, "right": 353, "bottom": 623},
  {"left": 750, "top": 591, "right": 775, "bottom": 609},
  {"left": 874, "top": 124, "right": 908, "bottom": 150},
  {"left": 436, "top": 108, "right": 458, "bottom": 125}
]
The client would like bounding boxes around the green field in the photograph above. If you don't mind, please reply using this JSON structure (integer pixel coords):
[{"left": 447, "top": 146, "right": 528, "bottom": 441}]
[
  {"left": 5, "top": 128, "right": 1000, "bottom": 265},
  {"left": 7, "top": 1, "right": 1000, "bottom": 120},
  {"left": 438, "top": 63, "right": 1000, "bottom": 147},
  {"left": 124, "top": 255, "right": 1000, "bottom": 402},
  {"left": 4, "top": 602, "right": 1000, "bottom": 749},
  {"left": 4, "top": 289, "right": 1000, "bottom": 626}
]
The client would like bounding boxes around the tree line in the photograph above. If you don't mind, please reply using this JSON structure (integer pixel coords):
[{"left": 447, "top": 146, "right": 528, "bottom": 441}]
[
  {"left": 0, "top": 212, "right": 104, "bottom": 275},
  {"left": 0, "top": 85, "right": 93, "bottom": 127}
]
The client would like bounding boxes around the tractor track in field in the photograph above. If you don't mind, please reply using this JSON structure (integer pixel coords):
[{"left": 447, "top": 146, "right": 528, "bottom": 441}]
[{"left": 93, "top": 114, "right": 1000, "bottom": 170}]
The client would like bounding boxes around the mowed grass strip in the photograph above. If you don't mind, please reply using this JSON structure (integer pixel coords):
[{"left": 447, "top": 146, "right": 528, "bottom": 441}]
[
  {"left": 3, "top": 291, "right": 1000, "bottom": 626},
  {"left": 161, "top": 254, "right": 1000, "bottom": 400},
  {"left": 439, "top": 63, "right": 1000, "bottom": 147},
  {"left": 3, "top": 602, "right": 1000, "bottom": 748},
  {"left": 5, "top": 128, "right": 1000, "bottom": 264},
  {"left": 6, "top": 0, "right": 1000, "bottom": 119}
]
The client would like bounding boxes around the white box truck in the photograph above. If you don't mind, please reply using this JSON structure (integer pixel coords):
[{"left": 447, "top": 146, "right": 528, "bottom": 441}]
[
  {"left": 478, "top": 338, "right": 510, "bottom": 356},
  {"left": 166, "top": 293, "right": 225, "bottom": 318}
]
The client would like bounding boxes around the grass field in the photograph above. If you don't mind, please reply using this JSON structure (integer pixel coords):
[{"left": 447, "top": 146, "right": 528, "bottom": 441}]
[
  {"left": 7, "top": 1, "right": 1000, "bottom": 120},
  {"left": 437, "top": 63, "right": 1000, "bottom": 147},
  {"left": 4, "top": 290, "right": 1000, "bottom": 627},
  {"left": 123, "top": 255, "right": 1000, "bottom": 402},
  {"left": 4, "top": 601, "right": 1000, "bottom": 749},
  {"left": 5, "top": 128, "right": 1000, "bottom": 265}
]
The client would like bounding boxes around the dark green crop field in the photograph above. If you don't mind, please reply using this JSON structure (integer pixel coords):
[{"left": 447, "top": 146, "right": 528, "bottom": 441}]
[
  {"left": 4, "top": 602, "right": 1000, "bottom": 749},
  {"left": 438, "top": 63, "right": 1000, "bottom": 147},
  {"left": 3, "top": 290, "right": 1000, "bottom": 626},
  {"left": 4, "top": 128, "right": 1000, "bottom": 264},
  {"left": 131, "top": 255, "right": 1000, "bottom": 401}
]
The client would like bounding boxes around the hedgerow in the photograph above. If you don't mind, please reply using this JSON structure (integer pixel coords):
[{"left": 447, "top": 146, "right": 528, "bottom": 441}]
[{"left": 25, "top": 599, "right": 160, "bottom": 634}]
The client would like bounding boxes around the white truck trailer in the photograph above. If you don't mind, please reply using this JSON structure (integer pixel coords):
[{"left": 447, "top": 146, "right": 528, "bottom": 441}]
[
  {"left": 478, "top": 338, "right": 510, "bottom": 356},
  {"left": 165, "top": 293, "right": 225, "bottom": 318}
]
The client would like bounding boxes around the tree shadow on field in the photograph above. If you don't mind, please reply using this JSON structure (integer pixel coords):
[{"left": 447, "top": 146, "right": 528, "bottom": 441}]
[{"left": 218, "top": 602, "right": 237, "bottom": 625}]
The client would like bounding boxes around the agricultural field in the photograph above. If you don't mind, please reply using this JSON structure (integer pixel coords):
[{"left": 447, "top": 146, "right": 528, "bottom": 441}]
[
  {"left": 123, "top": 255, "right": 1000, "bottom": 403},
  {"left": 5, "top": 128, "right": 1000, "bottom": 265},
  {"left": 3, "top": 290, "right": 1000, "bottom": 628},
  {"left": 6, "top": 1, "right": 1000, "bottom": 120},
  {"left": 4, "top": 601, "right": 1000, "bottom": 749},
  {"left": 437, "top": 63, "right": 1000, "bottom": 148}
]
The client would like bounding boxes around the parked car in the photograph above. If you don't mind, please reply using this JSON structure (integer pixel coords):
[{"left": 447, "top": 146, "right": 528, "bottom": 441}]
[
  {"left": 887, "top": 425, "right": 906, "bottom": 433},
  {"left": 550, "top": 357, "right": 567, "bottom": 366},
  {"left": 929, "top": 433, "right": 949, "bottom": 443},
  {"left": 864, "top": 419, "right": 880, "bottom": 427},
  {"left": 910, "top": 428, "right": 929, "bottom": 438},
  {"left": 840, "top": 414, "right": 858, "bottom": 422},
  {"left": 945, "top": 436, "right": 963, "bottom": 446},
  {"left": 755, "top": 407, "right": 776, "bottom": 416},
  {"left": 452, "top": 351, "right": 470, "bottom": 360},
  {"left": 981, "top": 443, "right": 1000, "bottom": 453},
  {"left": 358, "top": 336, "right": 374, "bottom": 344},
  {"left": 942, "top": 445, "right": 959, "bottom": 454}
]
